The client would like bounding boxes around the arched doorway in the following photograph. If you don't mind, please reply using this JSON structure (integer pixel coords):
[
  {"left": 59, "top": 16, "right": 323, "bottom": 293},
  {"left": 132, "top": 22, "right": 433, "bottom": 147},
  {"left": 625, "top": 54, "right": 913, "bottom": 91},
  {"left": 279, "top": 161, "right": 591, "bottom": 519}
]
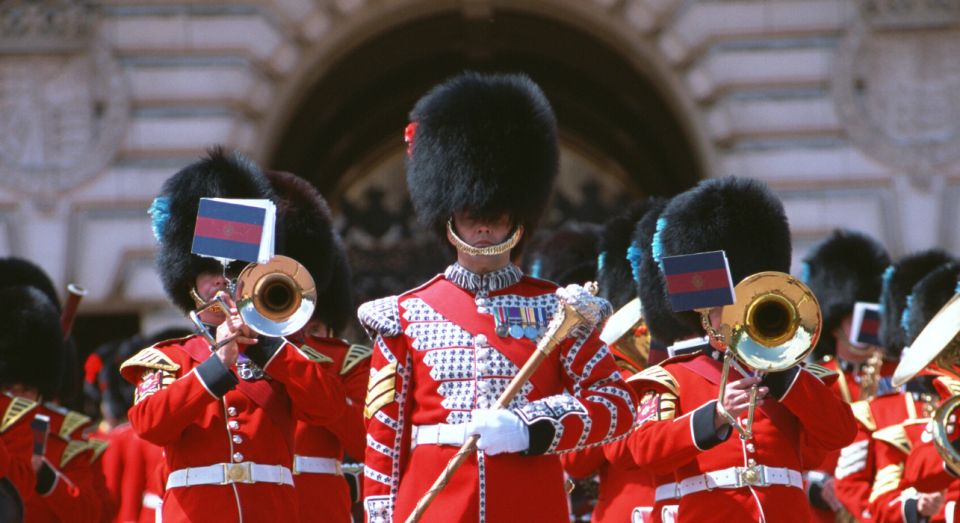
[{"left": 264, "top": 4, "right": 707, "bottom": 309}]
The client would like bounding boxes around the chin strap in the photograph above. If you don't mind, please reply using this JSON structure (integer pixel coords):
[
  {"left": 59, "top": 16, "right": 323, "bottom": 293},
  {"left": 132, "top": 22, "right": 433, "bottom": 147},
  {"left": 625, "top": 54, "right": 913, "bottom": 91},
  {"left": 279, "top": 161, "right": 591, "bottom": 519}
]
[{"left": 446, "top": 219, "right": 523, "bottom": 257}]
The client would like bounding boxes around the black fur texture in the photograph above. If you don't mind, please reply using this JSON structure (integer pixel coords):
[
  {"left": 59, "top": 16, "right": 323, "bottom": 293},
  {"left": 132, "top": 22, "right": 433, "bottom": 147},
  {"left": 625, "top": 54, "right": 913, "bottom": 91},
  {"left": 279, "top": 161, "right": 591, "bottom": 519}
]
[
  {"left": 801, "top": 230, "right": 890, "bottom": 359},
  {"left": 0, "top": 286, "right": 63, "bottom": 397},
  {"left": 523, "top": 222, "right": 601, "bottom": 287},
  {"left": 656, "top": 177, "right": 791, "bottom": 336},
  {"left": 598, "top": 200, "right": 659, "bottom": 310},
  {"left": 879, "top": 249, "right": 954, "bottom": 358},
  {"left": 155, "top": 147, "right": 277, "bottom": 313},
  {"left": 904, "top": 261, "right": 960, "bottom": 345},
  {"left": 406, "top": 72, "right": 558, "bottom": 253},
  {"left": 0, "top": 257, "right": 61, "bottom": 311}
]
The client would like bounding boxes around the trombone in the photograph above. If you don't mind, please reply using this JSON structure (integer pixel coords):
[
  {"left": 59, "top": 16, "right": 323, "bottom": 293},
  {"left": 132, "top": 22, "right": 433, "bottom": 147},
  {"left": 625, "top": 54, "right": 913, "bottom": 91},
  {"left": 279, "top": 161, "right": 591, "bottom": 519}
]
[
  {"left": 190, "top": 255, "right": 317, "bottom": 349},
  {"left": 703, "top": 271, "right": 821, "bottom": 439}
]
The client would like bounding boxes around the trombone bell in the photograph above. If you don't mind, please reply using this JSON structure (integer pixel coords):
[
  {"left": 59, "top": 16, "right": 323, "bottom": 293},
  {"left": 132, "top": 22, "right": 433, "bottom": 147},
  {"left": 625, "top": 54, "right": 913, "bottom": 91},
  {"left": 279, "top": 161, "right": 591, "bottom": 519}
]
[
  {"left": 932, "top": 395, "right": 960, "bottom": 477},
  {"left": 893, "top": 293, "right": 960, "bottom": 387},
  {"left": 235, "top": 255, "right": 317, "bottom": 337}
]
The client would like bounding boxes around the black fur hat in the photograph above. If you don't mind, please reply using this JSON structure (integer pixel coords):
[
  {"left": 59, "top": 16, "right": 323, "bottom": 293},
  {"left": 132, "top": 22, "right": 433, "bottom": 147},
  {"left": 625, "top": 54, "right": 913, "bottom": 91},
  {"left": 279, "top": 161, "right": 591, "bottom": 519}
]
[
  {"left": 151, "top": 147, "right": 277, "bottom": 313},
  {"left": 524, "top": 222, "right": 601, "bottom": 287},
  {"left": 598, "top": 201, "right": 659, "bottom": 310},
  {"left": 0, "top": 286, "right": 63, "bottom": 397},
  {"left": 406, "top": 72, "right": 558, "bottom": 253},
  {"left": 311, "top": 242, "right": 354, "bottom": 334},
  {"left": 0, "top": 257, "right": 60, "bottom": 311},
  {"left": 653, "top": 177, "right": 791, "bottom": 336},
  {"left": 801, "top": 230, "right": 890, "bottom": 358},
  {"left": 879, "top": 249, "right": 954, "bottom": 358},
  {"left": 635, "top": 198, "right": 700, "bottom": 344},
  {"left": 904, "top": 261, "right": 960, "bottom": 346}
]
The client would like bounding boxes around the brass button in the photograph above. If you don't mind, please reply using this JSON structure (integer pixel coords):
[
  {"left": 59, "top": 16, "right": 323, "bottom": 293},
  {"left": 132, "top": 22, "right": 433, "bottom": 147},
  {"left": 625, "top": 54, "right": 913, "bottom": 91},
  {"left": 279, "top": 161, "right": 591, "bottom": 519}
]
[
  {"left": 746, "top": 443, "right": 755, "bottom": 453},
  {"left": 227, "top": 406, "right": 238, "bottom": 416},
  {"left": 232, "top": 435, "right": 243, "bottom": 445},
  {"left": 233, "top": 452, "right": 244, "bottom": 463},
  {"left": 228, "top": 421, "right": 239, "bottom": 430}
]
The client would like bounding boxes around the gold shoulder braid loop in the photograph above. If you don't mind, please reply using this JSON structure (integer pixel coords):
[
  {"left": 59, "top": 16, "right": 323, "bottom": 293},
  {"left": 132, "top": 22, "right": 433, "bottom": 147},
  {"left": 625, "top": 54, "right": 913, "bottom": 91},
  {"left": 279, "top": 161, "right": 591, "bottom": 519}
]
[{"left": 446, "top": 219, "right": 523, "bottom": 257}]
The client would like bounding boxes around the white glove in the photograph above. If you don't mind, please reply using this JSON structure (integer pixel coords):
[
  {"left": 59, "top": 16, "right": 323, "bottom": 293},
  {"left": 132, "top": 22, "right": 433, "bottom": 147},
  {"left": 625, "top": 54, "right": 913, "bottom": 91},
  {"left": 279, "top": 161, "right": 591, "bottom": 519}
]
[{"left": 467, "top": 409, "right": 530, "bottom": 455}]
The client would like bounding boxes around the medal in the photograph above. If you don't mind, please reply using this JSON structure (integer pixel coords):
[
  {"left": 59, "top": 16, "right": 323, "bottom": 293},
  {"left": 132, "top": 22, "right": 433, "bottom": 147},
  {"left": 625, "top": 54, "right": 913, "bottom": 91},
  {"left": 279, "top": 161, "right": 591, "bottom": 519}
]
[
  {"left": 509, "top": 324, "right": 524, "bottom": 339},
  {"left": 524, "top": 325, "right": 539, "bottom": 340}
]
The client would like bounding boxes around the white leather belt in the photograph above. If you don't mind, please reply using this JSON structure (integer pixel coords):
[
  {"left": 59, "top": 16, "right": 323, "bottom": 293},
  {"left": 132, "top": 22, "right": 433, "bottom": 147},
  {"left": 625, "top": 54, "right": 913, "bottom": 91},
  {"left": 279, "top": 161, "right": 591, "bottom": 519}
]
[
  {"left": 142, "top": 492, "right": 161, "bottom": 509},
  {"left": 165, "top": 462, "right": 294, "bottom": 489},
  {"left": 412, "top": 423, "right": 467, "bottom": 446},
  {"left": 654, "top": 465, "right": 803, "bottom": 501},
  {"left": 293, "top": 455, "right": 342, "bottom": 475}
]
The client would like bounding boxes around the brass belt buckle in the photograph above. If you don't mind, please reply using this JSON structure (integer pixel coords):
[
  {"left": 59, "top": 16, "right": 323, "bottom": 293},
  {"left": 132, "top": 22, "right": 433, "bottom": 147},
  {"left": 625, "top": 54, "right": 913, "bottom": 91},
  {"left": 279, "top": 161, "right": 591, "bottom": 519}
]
[
  {"left": 739, "top": 465, "right": 762, "bottom": 487},
  {"left": 223, "top": 462, "right": 253, "bottom": 484}
]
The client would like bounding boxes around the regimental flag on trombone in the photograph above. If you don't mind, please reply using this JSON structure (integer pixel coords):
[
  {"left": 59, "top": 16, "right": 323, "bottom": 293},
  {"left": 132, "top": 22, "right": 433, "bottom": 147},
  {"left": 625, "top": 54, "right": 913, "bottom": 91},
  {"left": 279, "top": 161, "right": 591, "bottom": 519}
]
[
  {"left": 191, "top": 198, "right": 276, "bottom": 264},
  {"left": 850, "top": 302, "right": 881, "bottom": 347},
  {"left": 661, "top": 250, "right": 735, "bottom": 312}
]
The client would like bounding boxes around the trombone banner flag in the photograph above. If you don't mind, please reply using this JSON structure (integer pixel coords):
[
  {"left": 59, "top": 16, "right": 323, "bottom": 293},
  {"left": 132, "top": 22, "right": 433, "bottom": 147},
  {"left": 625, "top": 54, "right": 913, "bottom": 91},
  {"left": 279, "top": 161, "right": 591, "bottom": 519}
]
[
  {"left": 191, "top": 198, "right": 276, "bottom": 264},
  {"left": 661, "top": 250, "right": 736, "bottom": 312},
  {"left": 850, "top": 302, "right": 881, "bottom": 346}
]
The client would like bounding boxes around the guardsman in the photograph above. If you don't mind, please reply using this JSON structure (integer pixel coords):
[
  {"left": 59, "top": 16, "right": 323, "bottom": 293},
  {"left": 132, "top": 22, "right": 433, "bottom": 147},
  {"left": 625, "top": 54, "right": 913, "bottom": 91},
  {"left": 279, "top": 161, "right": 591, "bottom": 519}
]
[
  {"left": 359, "top": 72, "right": 637, "bottom": 523},
  {"left": 833, "top": 250, "right": 955, "bottom": 520},
  {"left": 798, "top": 230, "right": 891, "bottom": 521},
  {"left": 867, "top": 261, "right": 960, "bottom": 522},
  {"left": 120, "top": 148, "right": 351, "bottom": 522},
  {"left": 623, "top": 177, "right": 858, "bottom": 522},
  {"left": 0, "top": 258, "right": 66, "bottom": 522},
  {"left": 263, "top": 170, "right": 369, "bottom": 523},
  {"left": 523, "top": 222, "right": 601, "bottom": 288}
]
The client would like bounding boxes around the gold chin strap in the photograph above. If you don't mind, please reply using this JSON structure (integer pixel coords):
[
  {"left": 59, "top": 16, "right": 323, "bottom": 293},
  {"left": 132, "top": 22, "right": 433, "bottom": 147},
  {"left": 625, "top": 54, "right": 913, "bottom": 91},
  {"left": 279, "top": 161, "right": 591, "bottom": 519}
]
[{"left": 446, "top": 219, "right": 523, "bottom": 257}]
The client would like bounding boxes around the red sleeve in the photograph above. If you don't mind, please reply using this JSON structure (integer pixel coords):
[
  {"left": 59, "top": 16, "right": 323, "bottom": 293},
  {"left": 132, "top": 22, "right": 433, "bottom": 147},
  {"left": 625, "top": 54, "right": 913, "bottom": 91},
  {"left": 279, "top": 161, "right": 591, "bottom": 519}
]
[
  {"left": 904, "top": 438, "right": 955, "bottom": 492},
  {"left": 866, "top": 438, "right": 915, "bottom": 523},
  {"left": 780, "top": 369, "right": 858, "bottom": 451},
  {"left": 257, "top": 341, "right": 347, "bottom": 426},
  {"left": 561, "top": 444, "right": 607, "bottom": 479},
  {"left": 325, "top": 352, "right": 369, "bottom": 461},
  {"left": 833, "top": 424, "right": 875, "bottom": 520},
  {"left": 38, "top": 449, "right": 103, "bottom": 523},
  {"left": 0, "top": 417, "right": 36, "bottom": 502}
]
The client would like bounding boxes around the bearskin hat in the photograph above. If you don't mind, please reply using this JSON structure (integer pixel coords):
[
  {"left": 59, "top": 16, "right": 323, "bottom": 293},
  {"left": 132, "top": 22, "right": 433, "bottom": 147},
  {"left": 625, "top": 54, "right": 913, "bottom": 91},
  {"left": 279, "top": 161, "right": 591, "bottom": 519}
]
[
  {"left": 598, "top": 200, "right": 660, "bottom": 310},
  {"left": 879, "top": 249, "right": 954, "bottom": 358},
  {"left": 653, "top": 177, "right": 792, "bottom": 336},
  {"left": 311, "top": 242, "right": 354, "bottom": 334},
  {"left": 0, "top": 257, "right": 60, "bottom": 311},
  {"left": 0, "top": 286, "right": 63, "bottom": 397},
  {"left": 801, "top": 230, "right": 890, "bottom": 359},
  {"left": 524, "top": 222, "right": 601, "bottom": 287},
  {"left": 406, "top": 72, "right": 558, "bottom": 253},
  {"left": 150, "top": 147, "right": 277, "bottom": 313},
  {"left": 635, "top": 198, "right": 701, "bottom": 344},
  {"left": 903, "top": 261, "right": 960, "bottom": 346}
]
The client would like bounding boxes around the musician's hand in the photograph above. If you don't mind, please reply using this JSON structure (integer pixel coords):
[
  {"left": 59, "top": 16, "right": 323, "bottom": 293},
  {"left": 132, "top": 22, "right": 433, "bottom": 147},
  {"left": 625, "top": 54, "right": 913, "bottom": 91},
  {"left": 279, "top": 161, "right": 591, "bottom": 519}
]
[
  {"left": 917, "top": 491, "right": 945, "bottom": 517},
  {"left": 819, "top": 477, "right": 843, "bottom": 512},
  {"left": 215, "top": 293, "right": 257, "bottom": 368},
  {"left": 715, "top": 376, "right": 768, "bottom": 429}
]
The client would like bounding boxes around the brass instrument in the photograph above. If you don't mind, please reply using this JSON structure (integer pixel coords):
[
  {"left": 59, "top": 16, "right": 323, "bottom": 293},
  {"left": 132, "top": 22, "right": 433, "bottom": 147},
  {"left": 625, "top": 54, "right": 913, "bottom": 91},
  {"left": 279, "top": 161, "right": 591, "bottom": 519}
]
[
  {"left": 858, "top": 351, "right": 883, "bottom": 401},
  {"left": 706, "top": 271, "right": 821, "bottom": 439},
  {"left": 932, "top": 395, "right": 960, "bottom": 476},
  {"left": 190, "top": 255, "right": 317, "bottom": 348},
  {"left": 60, "top": 283, "right": 88, "bottom": 340},
  {"left": 600, "top": 297, "right": 650, "bottom": 373}
]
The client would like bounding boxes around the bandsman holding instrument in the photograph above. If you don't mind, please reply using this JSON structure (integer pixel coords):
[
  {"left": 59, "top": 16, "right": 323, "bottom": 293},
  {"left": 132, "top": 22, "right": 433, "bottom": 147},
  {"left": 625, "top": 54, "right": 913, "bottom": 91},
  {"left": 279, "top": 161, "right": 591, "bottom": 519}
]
[
  {"left": 359, "top": 72, "right": 636, "bottom": 523},
  {"left": 121, "top": 149, "right": 351, "bottom": 522},
  {"left": 624, "top": 177, "right": 858, "bottom": 522}
]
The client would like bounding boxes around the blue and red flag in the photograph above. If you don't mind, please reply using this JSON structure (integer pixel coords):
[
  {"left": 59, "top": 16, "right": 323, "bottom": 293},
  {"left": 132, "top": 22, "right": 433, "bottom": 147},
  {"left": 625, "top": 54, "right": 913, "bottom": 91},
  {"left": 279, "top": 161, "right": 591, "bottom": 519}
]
[
  {"left": 661, "top": 250, "right": 735, "bottom": 312},
  {"left": 850, "top": 302, "right": 881, "bottom": 346},
  {"left": 191, "top": 199, "right": 272, "bottom": 263}
]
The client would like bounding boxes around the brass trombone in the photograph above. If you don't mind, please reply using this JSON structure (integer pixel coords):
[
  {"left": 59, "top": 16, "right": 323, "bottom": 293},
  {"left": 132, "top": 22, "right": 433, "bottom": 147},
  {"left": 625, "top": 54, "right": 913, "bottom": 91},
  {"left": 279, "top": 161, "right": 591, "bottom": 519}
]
[
  {"left": 705, "top": 271, "right": 821, "bottom": 439},
  {"left": 600, "top": 297, "right": 651, "bottom": 374},
  {"left": 190, "top": 255, "right": 317, "bottom": 349}
]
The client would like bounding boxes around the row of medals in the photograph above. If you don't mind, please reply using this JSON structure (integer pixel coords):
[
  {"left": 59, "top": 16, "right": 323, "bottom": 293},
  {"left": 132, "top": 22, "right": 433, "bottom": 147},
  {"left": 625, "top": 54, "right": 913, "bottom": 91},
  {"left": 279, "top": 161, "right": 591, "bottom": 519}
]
[{"left": 476, "top": 294, "right": 551, "bottom": 341}]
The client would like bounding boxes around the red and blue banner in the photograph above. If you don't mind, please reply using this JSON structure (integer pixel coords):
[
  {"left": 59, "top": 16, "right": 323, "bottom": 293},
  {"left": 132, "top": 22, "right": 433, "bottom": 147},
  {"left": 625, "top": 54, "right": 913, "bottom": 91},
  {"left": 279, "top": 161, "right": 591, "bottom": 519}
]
[
  {"left": 850, "top": 302, "right": 881, "bottom": 346},
  {"left": 191, "top": 199, "right": 266, "bottom": 263},
  {"left": 661, "top": 250, "right": 735, "bottom": 312}
]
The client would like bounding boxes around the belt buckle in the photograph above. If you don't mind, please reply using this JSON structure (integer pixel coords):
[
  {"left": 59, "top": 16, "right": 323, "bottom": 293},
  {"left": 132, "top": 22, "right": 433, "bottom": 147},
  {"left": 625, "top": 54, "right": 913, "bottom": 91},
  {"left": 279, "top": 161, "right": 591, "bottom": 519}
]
[
  {"left": 738, "top": 465, "right": 763, "bottom": 487},
  {"left": 223, "top": 462, "right": 253, "bottom": 484}
]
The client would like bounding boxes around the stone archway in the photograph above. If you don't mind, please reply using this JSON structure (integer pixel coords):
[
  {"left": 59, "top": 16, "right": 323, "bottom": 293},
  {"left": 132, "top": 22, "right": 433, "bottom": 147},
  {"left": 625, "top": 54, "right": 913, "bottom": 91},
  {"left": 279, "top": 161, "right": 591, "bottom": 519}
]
[{"left": 259, "top": 0, "right": 710, "bottom": 305}]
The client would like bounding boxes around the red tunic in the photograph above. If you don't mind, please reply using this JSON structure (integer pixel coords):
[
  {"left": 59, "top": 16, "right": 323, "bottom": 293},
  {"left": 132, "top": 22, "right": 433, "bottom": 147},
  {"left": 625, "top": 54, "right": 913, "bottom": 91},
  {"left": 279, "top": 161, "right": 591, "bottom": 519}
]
[
  {"left": 624, "top": 349, "right": 857, "bottom": 523},
  {"left": 121, "top": 334, "right": 348, "bottom": 523},
  {"left": 0, "top": 393, "right": 38, "bottom": 510},
  {"left": 360, "top": 265, "right": 637, "bottom": 523},
  {"left": 292, "top": 337, "right": 369, "bottom": 523}
]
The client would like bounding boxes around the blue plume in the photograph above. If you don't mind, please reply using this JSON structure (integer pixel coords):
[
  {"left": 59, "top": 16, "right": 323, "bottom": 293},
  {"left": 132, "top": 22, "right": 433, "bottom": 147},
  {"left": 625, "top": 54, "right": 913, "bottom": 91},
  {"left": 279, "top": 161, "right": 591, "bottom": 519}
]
[
  {"left": 799, "top": 262, "right": 811, "bottom": 285},
  {"left": 651, "top": 217, "right": 667, "bottom": 273},
  {"left": 530, "top": 258, "right": 542, "bottom": 278},
  {"left": 597, "top": 252, "right": 607, "bottom": 272},
  {"left": 955, "top": 279, "right": 960, "bottom": 295},
  {"left": 879, "top": 265, "right": 895, "bottom": 314},
  {"left": 900, "top": 294, "right": 914, "bottom": 333},
  {"left": 626, "top": 241, "right": 643, "bottom": 283},
  {"left": 148, "top": 197, "right": 170, "bottom": 243}
]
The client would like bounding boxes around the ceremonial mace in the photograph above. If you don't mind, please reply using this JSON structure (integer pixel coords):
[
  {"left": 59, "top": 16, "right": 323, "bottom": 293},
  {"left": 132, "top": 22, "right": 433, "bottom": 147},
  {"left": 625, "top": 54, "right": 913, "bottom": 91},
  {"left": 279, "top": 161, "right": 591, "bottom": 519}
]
[{"left": 405, "top": 283, "right": 610, "bottom": 523}]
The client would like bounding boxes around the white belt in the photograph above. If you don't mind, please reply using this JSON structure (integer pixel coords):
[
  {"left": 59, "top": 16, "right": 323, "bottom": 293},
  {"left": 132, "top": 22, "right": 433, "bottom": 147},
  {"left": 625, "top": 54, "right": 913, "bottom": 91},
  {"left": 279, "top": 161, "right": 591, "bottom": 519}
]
[
  {"left": 142, "top": 492, "right": 162, "bottom": 509},
  {"left": 412, "top": 424, "right": 467, "bottom": 446},
  {"left": 165, "top": 462, "right": 294, "bottom": 489},
  {"left": 293, "top": 455, "right": 342, "bottom": 475},
  {"left": 654, "top": 465, "right": 803, "bottom": 501}
]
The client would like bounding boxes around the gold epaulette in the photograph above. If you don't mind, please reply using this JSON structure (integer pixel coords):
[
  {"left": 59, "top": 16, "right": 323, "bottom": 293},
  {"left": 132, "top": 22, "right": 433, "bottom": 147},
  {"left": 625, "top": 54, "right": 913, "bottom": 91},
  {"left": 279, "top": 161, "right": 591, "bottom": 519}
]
[
  {"left": 364, "top": 362, "right": 397, "bottom": 419},
  {"left": 87, "top": 439, "right": 109, "bottom": 463},
  {"left": 936, "top": 377, "right": 960, "bottom": 397},
  {"left": 297, "top": 344, "right": 334, "bottom": 364},
  {"left": 59, "top": 411, "right": 92, "bottom": 441},
  {"left": 1, "top": 396, "right": 38, "bottom": 433},
  {"left": 60, "top": 440, "right": 90, "bottom": 468},
  {"left": 627, "top": 365, "right": 679, "bottom": 396},
  {"left": 851, "top": 400, "right": 877, "bottom": 431},
  {"left": 869, "top": 463, "right": 904, "bottom": 503},
  {"left": 804, "top": 363, "right": 837, "bottom": 382},
  {"left": 873, "top": 424, "right": 911, "bottom": 455},
  {"left": 119, "top": 348, "right": 180, "bottom": 374},
  {"left": 342, "top": 344, "right": 372, "bottom": 376}
]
